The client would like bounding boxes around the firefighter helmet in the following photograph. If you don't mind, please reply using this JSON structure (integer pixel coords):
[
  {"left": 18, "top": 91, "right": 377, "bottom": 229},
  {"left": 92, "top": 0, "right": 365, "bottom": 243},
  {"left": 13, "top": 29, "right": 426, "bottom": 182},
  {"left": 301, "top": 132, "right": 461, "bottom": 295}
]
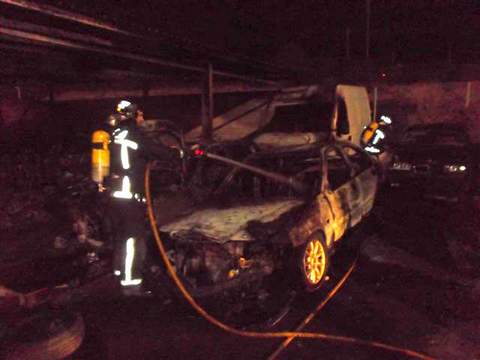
[{"left": 115, "top": 100, "right": 137, "bottom": 120}]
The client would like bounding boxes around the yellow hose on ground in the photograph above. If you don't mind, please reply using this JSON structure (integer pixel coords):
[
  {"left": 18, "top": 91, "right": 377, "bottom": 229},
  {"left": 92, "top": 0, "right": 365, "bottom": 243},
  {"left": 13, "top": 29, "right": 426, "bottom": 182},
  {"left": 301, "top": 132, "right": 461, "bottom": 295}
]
[{"left": 145, "top": 163, "right": 436, "bottom": 360}]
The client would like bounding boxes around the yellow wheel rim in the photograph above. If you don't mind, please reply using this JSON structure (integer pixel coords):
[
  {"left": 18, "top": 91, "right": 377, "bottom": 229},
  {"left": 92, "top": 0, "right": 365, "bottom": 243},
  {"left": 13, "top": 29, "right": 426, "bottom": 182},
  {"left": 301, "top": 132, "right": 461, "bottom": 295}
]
[{"left": 303, "top": 239, "right": 326, "bottom": 285}]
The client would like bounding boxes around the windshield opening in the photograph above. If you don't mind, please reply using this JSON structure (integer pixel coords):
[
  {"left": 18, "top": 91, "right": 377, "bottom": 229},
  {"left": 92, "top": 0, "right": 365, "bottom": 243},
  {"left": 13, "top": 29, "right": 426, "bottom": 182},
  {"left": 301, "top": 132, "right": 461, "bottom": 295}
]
[
  {"left": 213, "top": 150, "right": 322, "bottom": 203},
  {"left": 261, "top": 101, "right": 333, "bottom": 133}
]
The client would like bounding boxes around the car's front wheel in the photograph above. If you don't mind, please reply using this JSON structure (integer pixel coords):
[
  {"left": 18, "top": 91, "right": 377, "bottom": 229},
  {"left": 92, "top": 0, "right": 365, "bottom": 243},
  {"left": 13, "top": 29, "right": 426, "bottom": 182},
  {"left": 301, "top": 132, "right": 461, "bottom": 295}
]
[{"left": 299, "top": 234, "right": 330, "bottom": 292}]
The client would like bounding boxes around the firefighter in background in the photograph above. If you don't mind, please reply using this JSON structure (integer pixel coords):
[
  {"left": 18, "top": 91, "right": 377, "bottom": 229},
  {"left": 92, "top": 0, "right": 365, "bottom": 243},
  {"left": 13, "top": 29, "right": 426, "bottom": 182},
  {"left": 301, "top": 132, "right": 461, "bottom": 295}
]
[
  {"left": 361, "top": 115, "right": 393, "bottom": 155},
  {"left": 92, "top": 100, "right": 182, "bottom": 294}
]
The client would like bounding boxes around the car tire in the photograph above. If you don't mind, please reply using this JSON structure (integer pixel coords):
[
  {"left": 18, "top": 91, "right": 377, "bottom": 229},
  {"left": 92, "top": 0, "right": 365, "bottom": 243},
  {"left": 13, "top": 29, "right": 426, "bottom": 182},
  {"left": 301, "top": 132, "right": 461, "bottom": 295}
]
[
  {"left": 4, "top": 310, "right": 85, "bottom": 360},
  {"left": 297, "top": 233, "right": 330, "bottom": 292}
]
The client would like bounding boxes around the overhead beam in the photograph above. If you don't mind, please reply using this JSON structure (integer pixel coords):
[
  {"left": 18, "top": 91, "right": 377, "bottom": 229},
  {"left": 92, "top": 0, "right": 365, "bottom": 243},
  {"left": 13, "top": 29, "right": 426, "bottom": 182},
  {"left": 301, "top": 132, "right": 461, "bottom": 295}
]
[
  {"left": 0, "top": 0, "right": 310, "bottom": 78},
  {"left": 0, "top": 16, "right": 113, "bottom": 47},
  {"left": 39, "top": 83, "right": 278, "bottom": 102},
  {"left": 0, "top": 26, "right": 281, "bottom": 86},
  {"left": 0, "top": 0, "right": 134, "bottom": 36},
  {"left": 0, "top": 41, "right": 70, "bottom": 56}
]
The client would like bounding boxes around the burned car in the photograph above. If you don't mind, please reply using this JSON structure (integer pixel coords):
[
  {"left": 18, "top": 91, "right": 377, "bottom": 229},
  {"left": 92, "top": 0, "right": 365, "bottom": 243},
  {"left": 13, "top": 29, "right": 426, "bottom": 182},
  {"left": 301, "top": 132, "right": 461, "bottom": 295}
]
[
  {"left": 104, "top": 86, "right": 378, "bottom": 323},
  {"left": 388, "top": 123, "right": 475, "bottom": 202},
  {"left": 151, "top": 136, "right": 378, "bottom": 304}
]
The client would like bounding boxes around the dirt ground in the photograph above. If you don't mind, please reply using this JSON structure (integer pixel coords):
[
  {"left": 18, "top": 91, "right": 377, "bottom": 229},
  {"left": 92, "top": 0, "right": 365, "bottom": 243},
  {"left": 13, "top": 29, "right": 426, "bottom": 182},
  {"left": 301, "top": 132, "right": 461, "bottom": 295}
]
[
  {"left": 1, "top": 161, "right": 479, "bottom": 359},
  {"left": 67, "top": 191, "right": 480, "bottom": 360}
]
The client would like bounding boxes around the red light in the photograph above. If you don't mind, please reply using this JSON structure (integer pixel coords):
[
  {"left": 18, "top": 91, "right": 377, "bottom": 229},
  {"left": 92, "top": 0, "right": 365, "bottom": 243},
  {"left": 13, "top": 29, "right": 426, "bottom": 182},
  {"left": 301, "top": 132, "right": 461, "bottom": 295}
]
[
  {"left": 194, "top": 148, "right": 205, "bottom": 156},
  {"left": 381, "top": 73, "right": 387, "bottom": 78}
]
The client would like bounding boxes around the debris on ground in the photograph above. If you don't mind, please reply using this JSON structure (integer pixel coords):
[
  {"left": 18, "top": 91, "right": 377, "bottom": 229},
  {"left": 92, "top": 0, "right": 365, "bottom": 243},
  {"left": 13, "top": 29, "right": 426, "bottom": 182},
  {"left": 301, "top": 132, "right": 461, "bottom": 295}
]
[{"left": 0, "top": 145, "right": 103, "bottom": 264}]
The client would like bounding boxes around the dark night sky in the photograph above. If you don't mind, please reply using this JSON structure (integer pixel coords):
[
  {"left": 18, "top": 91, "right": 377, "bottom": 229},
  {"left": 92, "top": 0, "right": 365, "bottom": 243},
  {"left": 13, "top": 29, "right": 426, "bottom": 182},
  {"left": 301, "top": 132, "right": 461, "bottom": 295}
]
[{"left": 38, "top": 0, "right": 480, "bottom": 65}]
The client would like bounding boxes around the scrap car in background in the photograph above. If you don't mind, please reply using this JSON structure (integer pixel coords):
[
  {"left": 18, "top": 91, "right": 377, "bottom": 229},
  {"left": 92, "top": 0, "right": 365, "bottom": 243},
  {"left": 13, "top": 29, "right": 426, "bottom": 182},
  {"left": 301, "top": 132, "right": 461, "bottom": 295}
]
[
  {"left": 185, "top": 84, "right": 372, "bottom": 147},
  {"left": 388, "top": 123, "right": 475, "bottom": 202}
]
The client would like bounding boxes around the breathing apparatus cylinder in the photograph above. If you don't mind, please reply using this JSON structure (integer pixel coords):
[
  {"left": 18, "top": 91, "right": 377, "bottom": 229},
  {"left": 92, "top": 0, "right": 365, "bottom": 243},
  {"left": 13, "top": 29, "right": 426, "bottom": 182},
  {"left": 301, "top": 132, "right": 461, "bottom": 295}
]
[
  {"left": 361, "top": 121, "right": 380, "bottom": 147},
  {"left": 91, "top": 130, "right": 110, "bottom": 185}
]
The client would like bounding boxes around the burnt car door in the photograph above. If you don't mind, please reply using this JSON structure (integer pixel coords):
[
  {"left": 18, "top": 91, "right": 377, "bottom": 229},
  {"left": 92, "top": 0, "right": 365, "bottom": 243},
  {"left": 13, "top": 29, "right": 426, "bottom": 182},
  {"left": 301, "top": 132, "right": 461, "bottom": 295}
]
[
  {"left": 286, "top": 149, "right": 338, "bottom": 248},
  {"left": 322, "top": 145, "right": 357, "bottom": 239},
  {"left": 340, "top": 143, "right": 378, "bottom": 218}
]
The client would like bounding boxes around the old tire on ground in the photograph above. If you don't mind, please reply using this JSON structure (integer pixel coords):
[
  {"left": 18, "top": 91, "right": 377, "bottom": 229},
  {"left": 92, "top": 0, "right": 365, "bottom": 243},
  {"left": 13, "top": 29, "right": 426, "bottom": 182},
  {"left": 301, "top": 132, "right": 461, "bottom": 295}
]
[
  {"left": 5, "top": 310, "right": 84, "bottom": 360},
  {"left": 298, "top": 233, "right": 330, "bottom": 292}
]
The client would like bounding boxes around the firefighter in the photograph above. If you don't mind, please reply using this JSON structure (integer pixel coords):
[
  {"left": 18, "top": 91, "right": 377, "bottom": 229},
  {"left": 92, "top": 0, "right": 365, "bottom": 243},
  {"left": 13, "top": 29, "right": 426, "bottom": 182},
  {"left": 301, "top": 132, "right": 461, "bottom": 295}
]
[
  {"left": 99, "top": 100, "right": 183, "bottom": 294},
  {"left": 361, "top": 115, "right": 393, "bottom": 155}
]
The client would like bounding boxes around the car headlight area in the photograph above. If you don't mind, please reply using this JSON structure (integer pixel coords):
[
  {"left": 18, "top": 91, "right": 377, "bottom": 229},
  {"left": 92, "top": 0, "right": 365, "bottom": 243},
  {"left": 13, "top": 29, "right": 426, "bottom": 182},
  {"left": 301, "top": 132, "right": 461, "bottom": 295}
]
[{"left": 443, "top": 164, "right": 467, "bottom": 173}]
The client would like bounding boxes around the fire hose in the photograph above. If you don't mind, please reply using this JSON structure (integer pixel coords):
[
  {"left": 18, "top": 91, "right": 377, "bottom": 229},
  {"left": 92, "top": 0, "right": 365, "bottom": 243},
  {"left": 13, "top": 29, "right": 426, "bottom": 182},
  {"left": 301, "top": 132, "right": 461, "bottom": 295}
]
[{"left": 144, "top": 162, "right": 436, "bottom": 360}]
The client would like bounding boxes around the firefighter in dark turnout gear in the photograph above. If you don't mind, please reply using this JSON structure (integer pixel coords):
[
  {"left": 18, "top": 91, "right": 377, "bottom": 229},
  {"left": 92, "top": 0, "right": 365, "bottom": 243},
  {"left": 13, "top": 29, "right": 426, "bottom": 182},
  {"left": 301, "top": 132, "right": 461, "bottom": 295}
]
[{"left": 105, "top": 100, "right": 182, "bottom": 293}]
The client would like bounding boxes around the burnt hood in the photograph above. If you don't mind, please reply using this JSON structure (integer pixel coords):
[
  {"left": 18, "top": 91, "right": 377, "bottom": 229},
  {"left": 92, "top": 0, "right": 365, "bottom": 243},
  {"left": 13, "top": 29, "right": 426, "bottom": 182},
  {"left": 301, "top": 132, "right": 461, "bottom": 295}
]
[{"left": 159, "top": 199, "right": 305, "bottom": 243}]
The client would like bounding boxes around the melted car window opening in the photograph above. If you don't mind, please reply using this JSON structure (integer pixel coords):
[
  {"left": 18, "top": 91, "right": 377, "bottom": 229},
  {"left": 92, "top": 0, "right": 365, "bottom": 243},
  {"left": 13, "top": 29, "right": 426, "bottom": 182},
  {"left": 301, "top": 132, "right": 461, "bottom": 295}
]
[
  {"left": 262, "top": 101, "right": 333, "bottom": 133},
  {"left": 212, "top": 154, "right": 322, "bottom": 201},
  {"left": 336, "top": 98, "right": 350, "bottom": 136},
  {"left": 342, "top": 146, "right": 370, "bottom": 175},
  {"left": 326, "top": 148, "right": 351, "bottom": 190}
]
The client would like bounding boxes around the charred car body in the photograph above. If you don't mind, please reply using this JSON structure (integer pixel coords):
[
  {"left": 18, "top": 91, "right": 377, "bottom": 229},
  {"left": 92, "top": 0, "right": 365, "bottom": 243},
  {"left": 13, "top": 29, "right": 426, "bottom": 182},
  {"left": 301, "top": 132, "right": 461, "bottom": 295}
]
[
  {"left": 388, "top": 123, "right": 475, "bottom": 202},
  {"left": 153, "top": 138, "right": 378, "bottom": 298},
  {"left": 139, "top": 85, "right": 378, "bottom": 302},
  {"left": 98, "top": 85, "right": 379, "bottom": 324}
]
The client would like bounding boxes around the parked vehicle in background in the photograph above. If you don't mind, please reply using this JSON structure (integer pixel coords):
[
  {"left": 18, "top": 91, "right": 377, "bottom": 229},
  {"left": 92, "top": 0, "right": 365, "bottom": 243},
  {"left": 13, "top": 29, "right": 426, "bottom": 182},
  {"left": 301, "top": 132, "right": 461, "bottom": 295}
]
[
  {"left": 388, "top": 123, "right": 475, "bottom": 202},
  {"left": 185, "top": 84, "right": 372, "bottom": 147}
]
